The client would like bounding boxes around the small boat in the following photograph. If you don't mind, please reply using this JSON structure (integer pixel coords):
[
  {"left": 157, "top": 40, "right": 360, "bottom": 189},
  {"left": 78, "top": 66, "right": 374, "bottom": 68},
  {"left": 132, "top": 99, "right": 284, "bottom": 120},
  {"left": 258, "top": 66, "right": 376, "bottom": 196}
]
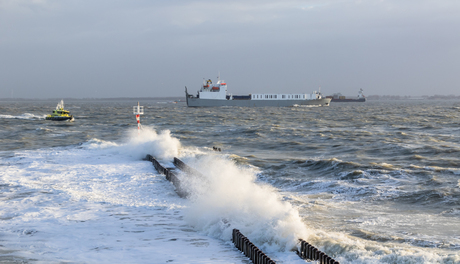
[{"left": 45, "top": 100, "right": 74, "bottom": 121}]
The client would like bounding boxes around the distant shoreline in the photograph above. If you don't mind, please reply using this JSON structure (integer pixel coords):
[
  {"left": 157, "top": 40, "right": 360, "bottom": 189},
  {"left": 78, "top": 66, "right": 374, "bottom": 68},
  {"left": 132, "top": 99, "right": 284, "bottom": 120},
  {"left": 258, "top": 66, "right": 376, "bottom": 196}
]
[
  {"left": 1, "top": 95, "right": 460, "bottom": 101},
  {"left": 366, "top": 95, "right": 460, "bottom": 100},
  {"left": 0, "top": 97, "right": 184, "bottom": 102}
]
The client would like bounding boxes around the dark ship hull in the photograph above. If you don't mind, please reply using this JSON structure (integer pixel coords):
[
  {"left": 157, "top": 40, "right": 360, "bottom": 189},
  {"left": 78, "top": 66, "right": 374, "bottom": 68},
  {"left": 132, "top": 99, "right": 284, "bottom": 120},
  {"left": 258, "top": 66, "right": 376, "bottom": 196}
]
[
  {"left": 330, "top": 97, "right": 366, "bottom": 102},
  {"left": 45, "top": 116, "right": 74, "bottom": 121}
]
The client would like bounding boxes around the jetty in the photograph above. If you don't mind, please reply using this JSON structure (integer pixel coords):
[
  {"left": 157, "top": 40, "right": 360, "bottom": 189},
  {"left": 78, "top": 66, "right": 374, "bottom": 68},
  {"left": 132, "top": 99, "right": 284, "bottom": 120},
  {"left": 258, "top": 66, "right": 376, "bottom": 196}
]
[{"left": 144, "top": 154, "right": 340, "bottom": 264}]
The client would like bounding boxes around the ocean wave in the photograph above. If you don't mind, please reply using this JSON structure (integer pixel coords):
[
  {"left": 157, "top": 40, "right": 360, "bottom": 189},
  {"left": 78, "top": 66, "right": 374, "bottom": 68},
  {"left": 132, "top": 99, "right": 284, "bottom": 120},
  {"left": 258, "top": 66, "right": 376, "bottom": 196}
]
[
  {"left": 79, "top": 138, "right": 119, "bottom": 149},
  {"left": 296, "top": 227, "right": 460, "bottom": 264},
  {"left": 369, "top": 162, "right": 398, "bottom": 170},
  {"left": 169, "top": 155, "right": 309, "bottom": 253},
  {"left": 301, "top": 158, "right": 362, "bottom": 172},
  {"left": 35, "top": 127, "right": 52, "bottom": 132},
  {"left": 393, "top": 189, "right": 448, "bottom": 204},
  {"left": 350, "top": 229, "right": 460, "bottom": 249},
  {"left": 425, "top": 166, "right": 460, "bottom": 175},
  {"left": 0, "top": 113, "right": 45, "bottom": 120},
  {"left": 440, "top": 208, "right": 460, "bottom": 217}
]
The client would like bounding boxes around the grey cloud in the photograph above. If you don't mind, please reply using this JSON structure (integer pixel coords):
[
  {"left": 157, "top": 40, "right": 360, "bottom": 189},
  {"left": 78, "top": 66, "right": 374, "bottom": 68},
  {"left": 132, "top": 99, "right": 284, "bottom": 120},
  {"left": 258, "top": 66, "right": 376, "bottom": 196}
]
[{"left": 1, "top": 0, "right": 459, "bottom": 98}]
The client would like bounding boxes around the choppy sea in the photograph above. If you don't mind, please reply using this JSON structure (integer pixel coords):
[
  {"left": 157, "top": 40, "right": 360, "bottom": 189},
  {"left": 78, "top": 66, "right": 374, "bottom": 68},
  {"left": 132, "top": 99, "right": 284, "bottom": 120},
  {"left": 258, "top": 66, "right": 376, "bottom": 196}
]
[{"left": 1, "top": 99, "right": 460, "bottom": 263}]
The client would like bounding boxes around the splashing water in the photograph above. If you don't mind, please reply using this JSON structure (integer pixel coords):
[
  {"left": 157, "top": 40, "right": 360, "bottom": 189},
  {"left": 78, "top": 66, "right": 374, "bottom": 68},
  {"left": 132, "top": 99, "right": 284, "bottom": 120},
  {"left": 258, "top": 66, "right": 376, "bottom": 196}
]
[
  {"left": 99, "top": 126, "right": 183, "bottom": 160},
  {"left": 180, "top": 156, "right": 310, "bottom": 253}
]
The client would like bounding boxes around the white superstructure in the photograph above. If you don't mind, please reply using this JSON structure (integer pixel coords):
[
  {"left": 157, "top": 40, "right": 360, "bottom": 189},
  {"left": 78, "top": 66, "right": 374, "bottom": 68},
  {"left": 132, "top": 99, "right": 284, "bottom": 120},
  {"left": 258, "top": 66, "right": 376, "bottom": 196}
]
[
  {"left": 251, "top": 92, "right": 322, "bottom": 100},
  {"left": 197, "top": 78, "right": 228, "bottom": 100}
]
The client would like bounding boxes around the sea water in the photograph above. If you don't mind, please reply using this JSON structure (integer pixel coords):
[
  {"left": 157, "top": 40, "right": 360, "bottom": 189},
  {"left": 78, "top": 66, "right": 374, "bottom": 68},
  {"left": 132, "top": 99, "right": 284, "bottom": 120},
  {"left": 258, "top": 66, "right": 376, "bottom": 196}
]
[{"left": 1, "top": 99, "right": 459, "bottom": 263}]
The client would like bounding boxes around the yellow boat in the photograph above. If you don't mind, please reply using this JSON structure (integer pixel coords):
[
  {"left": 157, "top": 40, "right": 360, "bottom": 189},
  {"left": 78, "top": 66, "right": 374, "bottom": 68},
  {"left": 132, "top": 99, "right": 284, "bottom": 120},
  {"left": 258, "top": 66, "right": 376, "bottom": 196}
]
[{"left": 45, "top": 100, "right": 74, "bottom": 121}]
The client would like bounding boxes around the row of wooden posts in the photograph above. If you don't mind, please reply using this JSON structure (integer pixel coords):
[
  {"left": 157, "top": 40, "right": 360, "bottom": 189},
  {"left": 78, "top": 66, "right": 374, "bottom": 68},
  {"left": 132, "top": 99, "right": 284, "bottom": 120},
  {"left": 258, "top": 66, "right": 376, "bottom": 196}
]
[
  {"left": 145, "top": 154, "right": 187, "bottom": 198},
  {"left": 232, "top": 229, "right": 276, "bottom": 264},
  {"left": 298, "top": 239, "right": 340, "bottom": 264},
  {"left": 145, "top": 154, "right": 340, "bottom": 264}
]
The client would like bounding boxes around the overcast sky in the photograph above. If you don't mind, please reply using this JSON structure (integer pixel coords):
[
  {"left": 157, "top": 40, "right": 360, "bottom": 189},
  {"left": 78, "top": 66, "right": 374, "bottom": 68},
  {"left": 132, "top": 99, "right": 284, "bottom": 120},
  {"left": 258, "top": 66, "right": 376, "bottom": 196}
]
[{"left": 1, "top": 0, "right": 459, "bottom": 98}]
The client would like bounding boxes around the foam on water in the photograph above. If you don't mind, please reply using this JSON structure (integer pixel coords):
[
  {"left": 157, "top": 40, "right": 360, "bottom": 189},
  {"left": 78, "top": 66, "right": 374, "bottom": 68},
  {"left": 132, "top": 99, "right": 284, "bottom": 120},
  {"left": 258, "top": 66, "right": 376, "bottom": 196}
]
[
  {"left": 0, "top": 128, "right": 235, "bottom": 263},
  {"left": 177, "top": 155, "right": 310, "bottom": 253},
  {"left": 79, "top": 126, "right": 181, "bottom": 161},
  {"left": 0, "top": 113, "right": 45, "bottom": 120},
  {"left": 0, "top": 127, "right": 309, "bottom": 263},
  {"left": 2, "top": 121, "right": 460, "bottom": 263},
  {"left": 258, "top": 154, "right": 460, "bottom": 263},
  {"left": 124, "top": 126, "right": 182, "bottom": 160}
]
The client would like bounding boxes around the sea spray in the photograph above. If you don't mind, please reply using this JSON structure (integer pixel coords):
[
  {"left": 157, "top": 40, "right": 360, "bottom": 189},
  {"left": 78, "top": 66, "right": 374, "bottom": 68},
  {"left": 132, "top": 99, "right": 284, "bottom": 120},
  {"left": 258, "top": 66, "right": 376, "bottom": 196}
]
[
  {"left": 121, "top": 126, "right": 181, "bottom": 160},
  {"left": 180, "top": 155, "right": 309, "bottom": 252},
  {"left": 83, "top": 127, "right": 312, "bottom": 252},
  {"left": 80, "top": 127, "right": 181, "bottom": 161}
]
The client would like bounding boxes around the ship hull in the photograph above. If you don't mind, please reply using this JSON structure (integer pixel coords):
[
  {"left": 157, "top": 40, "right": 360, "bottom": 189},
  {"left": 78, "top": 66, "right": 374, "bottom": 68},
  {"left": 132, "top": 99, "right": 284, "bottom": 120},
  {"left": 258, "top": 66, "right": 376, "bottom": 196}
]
[
  {"left": 330, "top": 98, "right": 366, "bottom": 102},
  {"left": 186, "top": 97, "right": 331, "bottom": 107}
]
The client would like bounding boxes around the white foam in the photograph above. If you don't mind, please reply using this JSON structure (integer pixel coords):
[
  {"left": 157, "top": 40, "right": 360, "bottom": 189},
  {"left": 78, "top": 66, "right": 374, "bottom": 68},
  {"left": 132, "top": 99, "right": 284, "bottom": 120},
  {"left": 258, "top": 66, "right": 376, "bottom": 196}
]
[
  {"left": 2, "top": 126, "right": 458, "bottom": 263},
  {"left": 0, "top": 113, "right": 45, "bottom": 120},
  {"left": 179, "top": 156, "right": 310, "bottom": 253},
  {"left": 0, "top": 127, "right": 307, "bottom": 263},
  {"left": 0, "top": 132, "right": 246, "bottom": 263},
  {"left": 122, "top": 126, "right": 182, "bottom": 160}
]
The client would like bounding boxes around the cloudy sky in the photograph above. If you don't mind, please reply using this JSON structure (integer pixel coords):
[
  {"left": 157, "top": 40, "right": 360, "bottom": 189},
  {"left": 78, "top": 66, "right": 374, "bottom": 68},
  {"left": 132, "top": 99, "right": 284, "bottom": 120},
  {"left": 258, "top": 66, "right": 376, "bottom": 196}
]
[{"left": 1, "top": 0, "right": 459, "bottom": 98}]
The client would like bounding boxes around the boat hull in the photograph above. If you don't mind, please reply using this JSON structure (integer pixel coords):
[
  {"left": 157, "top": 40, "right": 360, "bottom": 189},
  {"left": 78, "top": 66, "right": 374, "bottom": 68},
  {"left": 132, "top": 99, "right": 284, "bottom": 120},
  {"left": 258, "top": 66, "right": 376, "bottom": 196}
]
[
  {"left": 186, "top": 97, "right": 331, "bottom": 107},
  {"left": 45, "top": 116, "right": 74, "bottom": 121}
]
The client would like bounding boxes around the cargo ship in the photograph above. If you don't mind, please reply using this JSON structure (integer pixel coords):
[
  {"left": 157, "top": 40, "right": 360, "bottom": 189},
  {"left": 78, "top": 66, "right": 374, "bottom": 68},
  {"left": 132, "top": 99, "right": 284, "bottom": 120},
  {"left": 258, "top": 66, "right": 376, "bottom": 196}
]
[
  {"left": 185, "top": 77, "right": 331, "bottom": 107},
  {"left": 327, "top": 89, "right": 366, "bottom": 102}
]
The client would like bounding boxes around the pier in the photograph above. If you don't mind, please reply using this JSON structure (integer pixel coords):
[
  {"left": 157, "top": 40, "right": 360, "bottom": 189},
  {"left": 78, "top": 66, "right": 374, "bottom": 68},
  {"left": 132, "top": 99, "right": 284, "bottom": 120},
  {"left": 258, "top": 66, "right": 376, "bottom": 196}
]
[{"left": 145, "top": 154, "right": 340, "bottom": 264}]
